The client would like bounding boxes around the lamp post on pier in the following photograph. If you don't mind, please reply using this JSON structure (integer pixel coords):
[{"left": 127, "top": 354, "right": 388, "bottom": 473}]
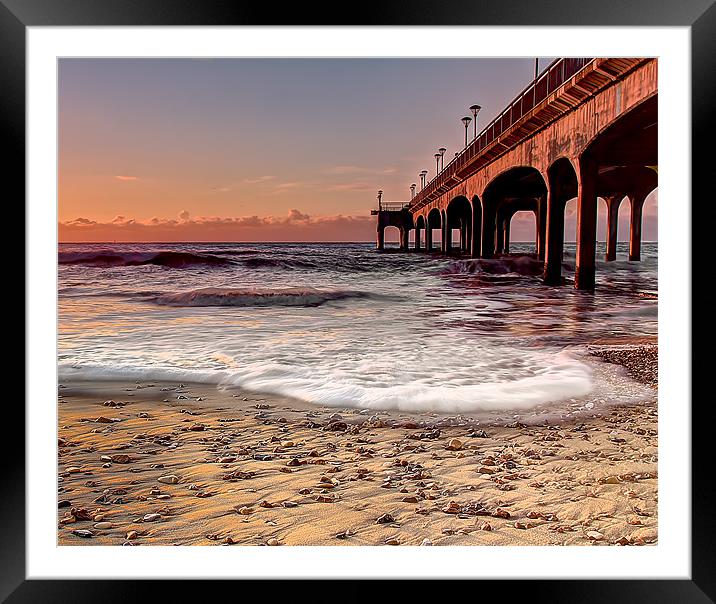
[
  {"left": 469, "top": 104, "right": 481, "bottom": 140},
  {"left": 420, "top": 170, "right": 428, "bottom": 189},
  {"left": 410, "top": 184, "right": 416, "bottom": 199},
  {"left": 461, "top": 116, "right": 472, "bottom": 148},
  {"left": 434, "top": 153, "right": 441, "bottom": 175},
  {"left": 377, "top": 189, "right": 383, "bottom": 211},
  {"left": 438, "top": 147, "right": 446, "bottom": 171}
]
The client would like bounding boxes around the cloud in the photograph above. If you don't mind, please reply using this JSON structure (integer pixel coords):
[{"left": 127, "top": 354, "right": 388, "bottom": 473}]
[
  {"left": 109, "top": 215, "right": 137, "bottom": 226},
  {"left": 243, "top": 175, "right": 275, "bottom": 184},
  {"left": 326, "top": 182, "right": 374, "bottom": 192},
  {"left": 211, "top": 186, "right": 231, "bottom": 193},
  {"left": 287, "top": 209, "right": 311, "bottom": 222},
  {"left": 272, "top": 181, "right": 305, "bottom": 194},
  {"left": 59, "top": 209, "right": 376, "bottom": 242},
  {"left": 64, "top": 217, "right": 97, "bottom": 227},
  {"left": 114, "top": 175, "right": 138, "bottom": 181}
]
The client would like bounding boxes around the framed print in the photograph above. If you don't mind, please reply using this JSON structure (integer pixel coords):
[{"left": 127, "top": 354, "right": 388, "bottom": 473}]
[{"left": 9, "top": 0, "right": 712, "bottom": 599}]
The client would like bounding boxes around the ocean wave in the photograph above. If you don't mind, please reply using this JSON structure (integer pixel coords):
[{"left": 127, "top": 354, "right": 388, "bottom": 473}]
[
  {"left": 59, "top": 249, "right": 379, "bottom": 273},
  {"left": 442, "top": 255, "right": 545, "bottom": 277},
  {"left": 150, "top": 287, "right": 374, "bottom": 308},
  {"left": 442, "top": 254, "right": 579, "bottom": 277},
  {"left": 59, "top": 250, "right": 234, "bottom": 268}
]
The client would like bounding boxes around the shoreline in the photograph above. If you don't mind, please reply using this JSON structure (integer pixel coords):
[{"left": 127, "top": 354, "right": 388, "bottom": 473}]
[{"left": 58, "top": 345, "right": 658, "bottom": 546}]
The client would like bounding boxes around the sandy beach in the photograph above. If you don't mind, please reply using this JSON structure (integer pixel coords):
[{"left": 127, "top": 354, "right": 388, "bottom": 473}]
[{"left": 57, "top": 345, "right": 657, "bottom": 547}]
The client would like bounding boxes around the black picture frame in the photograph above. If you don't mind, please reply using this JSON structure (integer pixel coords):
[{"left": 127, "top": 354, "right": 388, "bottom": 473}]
[{"left": 7, "top": 0, "right": 711, "bottom": 599}]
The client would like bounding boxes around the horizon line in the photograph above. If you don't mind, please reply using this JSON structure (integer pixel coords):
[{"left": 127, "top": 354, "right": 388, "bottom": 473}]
[{"left": 57, "top": 240, "right": 658, "bottom": 245}]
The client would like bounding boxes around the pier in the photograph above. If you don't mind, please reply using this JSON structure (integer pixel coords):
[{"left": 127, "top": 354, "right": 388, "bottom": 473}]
[{"left": 373, "top": 58, "right": 658, "bottom": 290}]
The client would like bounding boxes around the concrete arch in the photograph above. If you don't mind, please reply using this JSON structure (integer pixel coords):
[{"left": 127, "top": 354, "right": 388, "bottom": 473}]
[
  {"left": 503, "top": 209, "right": 538, "bottom": 254},
  {"left": 426, "top": 208, "right": 442, "bottom": 252},
  {"left": 543, "top": 157, "right": 579, "bottom": 284},
  {"left": 481, "top": 166, "right": 547, "bottom": 259},
  {"left": 599, "top": 194, "right": 626, "bottom": 261},
  {"left": 414, "top": 214, "right": 426, "bottom": 251},
  {"left": 446, "top": 196, "right": 472, "bottom": 254},
  {"left": 494, "top": 198, "right": 540, "bottom": 255},
  {"left": 598, "top": 188, "right": 655, "bottom": 262},
  {"left": 582, "top": 95, "right": 657, "bottom": 168},
  {"left": 383, "top": 225, "right": 401, "bottom": 246}
]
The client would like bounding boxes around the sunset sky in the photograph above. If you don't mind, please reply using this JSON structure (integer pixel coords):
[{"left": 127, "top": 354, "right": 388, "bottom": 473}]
[{"left": 59, "top": 58, "right": 657, "bottom": 243}]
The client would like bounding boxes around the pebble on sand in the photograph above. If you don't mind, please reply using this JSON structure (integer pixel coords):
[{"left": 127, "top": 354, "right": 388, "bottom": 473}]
[
  {"left": 157, "top": 475, "right": 180, "bottom": 484},
  {"left": 445, "top": 438, "right": 463, "bottom": 451}
]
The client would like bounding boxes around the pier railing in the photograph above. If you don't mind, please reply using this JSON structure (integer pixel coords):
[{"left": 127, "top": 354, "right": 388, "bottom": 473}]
[
  {"left": 410, "top": 57, "right": 594, "bottom": 210},
  {"left": 372, "top": 202, "right": 410, "bottom": 214}
]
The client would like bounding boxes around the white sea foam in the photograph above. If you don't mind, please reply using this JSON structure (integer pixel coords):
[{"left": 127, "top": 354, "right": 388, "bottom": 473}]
[{"left": 59, "top": 349, "right": 595, "bottom": 413}]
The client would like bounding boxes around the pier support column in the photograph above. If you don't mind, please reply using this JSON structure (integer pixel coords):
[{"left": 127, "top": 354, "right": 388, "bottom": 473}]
[
  {"left": 376, "top": 225, "right": 385, "bottom": 250},
  {"left": 605, "top": 195, "right": 622, "bottom": 261},
  {"left": 426, "top": 226, "right": 433, "bottom": 252},
  {"left": 575, "top": 158, "right": 598, "bottom": 290},
  {"left": 542, "top": 188, "right": 565, "bottom": 285},
  {"left": 504, "top": 215, "right": 511, "bottom": 254},
  {"left": 481, "top": 205, "right": 497, "bottom": 259},
  {"left": 444, "top": 221, "right": 452, "bottom": 254},
  {"left": 536, "top": 194, "right": 547, "bottom": 260},
  {"left": 629, "top": 192, "right": 646, "bottom": 261},
  {"left": 495, "top": 214, "right": 505, "bottom": 254},
  {"left": 471, "top": 201, "right": 482, "bottom": 258},
  {"left": 414, "top": 227, "right": 422, "bottom": 251},
  {"left": 400, "top": 227, "right": 410, "bottom": 252}
]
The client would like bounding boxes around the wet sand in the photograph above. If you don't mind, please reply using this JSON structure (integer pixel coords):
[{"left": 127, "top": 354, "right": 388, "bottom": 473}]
[{"left": 57, "top": 346, "right": 657, "bottom": 547}]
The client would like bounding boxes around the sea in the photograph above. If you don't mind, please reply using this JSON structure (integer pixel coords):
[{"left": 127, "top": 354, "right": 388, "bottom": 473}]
[{"left": 58, "top": 241, "right": 658, "bottom": 421}]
